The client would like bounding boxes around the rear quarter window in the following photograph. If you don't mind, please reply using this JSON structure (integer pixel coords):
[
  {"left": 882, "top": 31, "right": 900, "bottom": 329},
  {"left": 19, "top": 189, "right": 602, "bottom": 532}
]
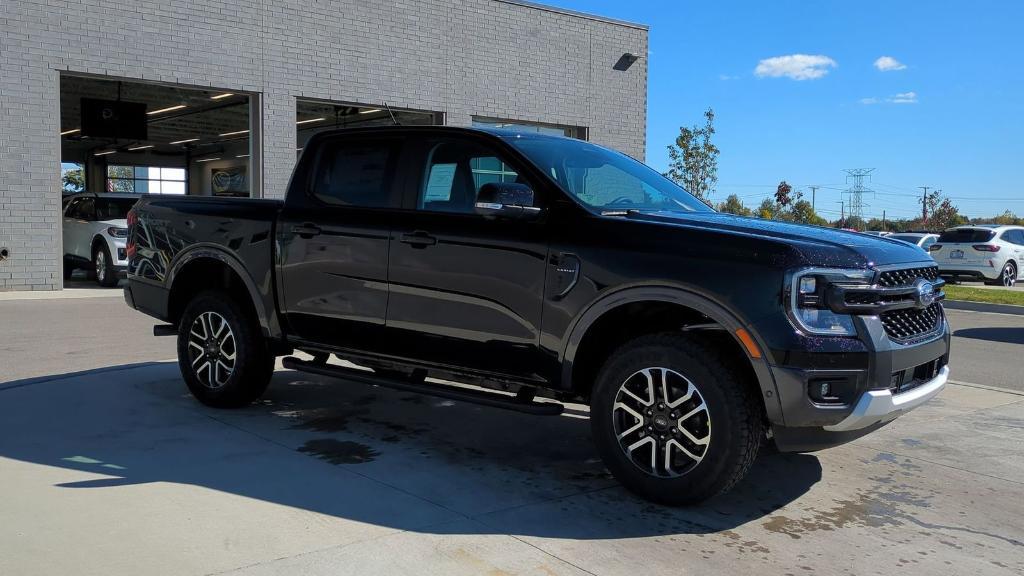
[{"left": 938, "top": 229, "right": 996, "bottom": 243}]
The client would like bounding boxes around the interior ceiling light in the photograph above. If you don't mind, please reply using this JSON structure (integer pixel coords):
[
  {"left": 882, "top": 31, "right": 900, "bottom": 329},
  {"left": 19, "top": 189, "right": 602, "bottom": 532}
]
[
  {"left": 296, "top": 117, "right": 325, "bottom": 125},
  {"left": 60, "top": 128, "right": 81, "bottom": 136},
  {"left": 359, "top": 108, "right": 382, "bottom": 114},
  {"left": 210, "top": 93, "right": 234, "bottom": 100},
  {"left": 236, "top": 154, "right": 250, "bottom": 158},
  {"left": 147, "top": 104, "right": 187, "bottom": 116},
  {"left": 195, "top": 157, "right": 221, "bottom": 163},
  {"left": 127, "top": 144, "right": 154, "bottom": 151},
  {"left": 93, "top": 149, "right": 116, "bottom": 156},
  {"left": 169, "top": 138, "right": 199, "bottom": 145},
  {"left": 218, "top": 129, "right": 250, "bottom": 137}
]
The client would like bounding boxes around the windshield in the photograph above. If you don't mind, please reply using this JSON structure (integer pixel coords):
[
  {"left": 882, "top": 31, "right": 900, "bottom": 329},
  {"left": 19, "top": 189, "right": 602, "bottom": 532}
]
[
  {"left": 95, "top": 198, "right": 138, "bottom": 221},
  {"left": 505, "top": 136, "right": 712, "bottom": 214},
  {"left": 889, "top": 234, "right": 923, "bottom": 244}
]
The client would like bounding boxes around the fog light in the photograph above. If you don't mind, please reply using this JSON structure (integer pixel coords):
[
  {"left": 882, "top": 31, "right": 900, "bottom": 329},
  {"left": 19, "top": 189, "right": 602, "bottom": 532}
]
[
  {"left": 819, "top": 382, "right": 832, "bottom": 398},
  {"left": 799, "top": 276, "right": 817, "bottom": 294}
]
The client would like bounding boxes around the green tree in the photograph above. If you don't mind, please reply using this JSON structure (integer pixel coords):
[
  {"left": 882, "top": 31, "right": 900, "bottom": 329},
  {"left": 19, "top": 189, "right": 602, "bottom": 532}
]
[
  {"left": 790, "top": 199, "right": 827, "bottom": 225},
  {"left": 717, "top": 194, "right": 752, "bottom": 216},
  {"left": 756, "top": 198, "right": 779, "bottom": 220},
  {"left": 666, "top": 108, "right": 719, "bottom": 206},
  {"left": 62, "top": 166, "right": 85, "bottom": 193}
]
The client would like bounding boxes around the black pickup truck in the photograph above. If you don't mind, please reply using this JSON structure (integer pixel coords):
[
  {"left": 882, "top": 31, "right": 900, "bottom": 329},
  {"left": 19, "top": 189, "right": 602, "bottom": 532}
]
[{"left": 124, "top": 126, "right": 950, "bottom": 505}]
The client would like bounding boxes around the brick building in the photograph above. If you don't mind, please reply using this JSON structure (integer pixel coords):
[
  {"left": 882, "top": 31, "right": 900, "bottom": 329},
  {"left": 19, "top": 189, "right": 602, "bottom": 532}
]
[{"left": 0, "top": 0, "right": 648, "bottom": 290}]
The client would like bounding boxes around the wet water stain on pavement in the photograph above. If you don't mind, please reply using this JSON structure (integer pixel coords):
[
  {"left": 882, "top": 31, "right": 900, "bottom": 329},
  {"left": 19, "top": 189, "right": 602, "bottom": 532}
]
[{"left": 297, "top": 438, "right": 379, "bottom": 465}]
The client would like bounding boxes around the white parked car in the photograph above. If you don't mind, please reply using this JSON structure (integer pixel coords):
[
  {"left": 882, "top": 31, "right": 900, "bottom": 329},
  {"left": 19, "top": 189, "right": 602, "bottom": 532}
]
[
  {"left": 62, "top": 193, "right": 139, "bottom": 286},
  {"left": 931, "top": 225, "right": 1024, "bottom": 287},
  {"left": 889, "top": 232, "right": 940, "bottom": 251}
]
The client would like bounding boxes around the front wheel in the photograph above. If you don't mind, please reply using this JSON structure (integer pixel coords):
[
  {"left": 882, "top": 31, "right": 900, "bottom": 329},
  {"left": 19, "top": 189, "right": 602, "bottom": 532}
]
[
  {"left": 93, "top": 244, "right": 118, "bottom": 287},
  {"left": 590, "top": 333, "right": 763, "bottom": 505},
  {"left": 1000, "top": 262, "right": 1017, "bottom": 287},
  {"left": 177, "top": 291, "right": 274, "bottom": 408}
]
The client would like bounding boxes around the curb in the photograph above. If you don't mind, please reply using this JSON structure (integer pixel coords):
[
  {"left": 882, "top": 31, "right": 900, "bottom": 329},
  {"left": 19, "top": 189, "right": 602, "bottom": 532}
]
[{"left": 944, "top": 299, "right": 1024, "bottom": 316}]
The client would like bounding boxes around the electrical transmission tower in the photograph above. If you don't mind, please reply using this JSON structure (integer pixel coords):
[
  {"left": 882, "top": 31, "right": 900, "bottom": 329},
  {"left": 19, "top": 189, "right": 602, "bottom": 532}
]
[{"left": 842, "top": 168, "right": 875, "bottom": 222}]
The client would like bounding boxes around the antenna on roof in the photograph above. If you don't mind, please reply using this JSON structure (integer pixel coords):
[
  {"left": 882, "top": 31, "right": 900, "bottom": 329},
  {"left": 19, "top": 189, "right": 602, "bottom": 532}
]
[{"left": 382, "top": 102, "right": 401, "bottom": 126}]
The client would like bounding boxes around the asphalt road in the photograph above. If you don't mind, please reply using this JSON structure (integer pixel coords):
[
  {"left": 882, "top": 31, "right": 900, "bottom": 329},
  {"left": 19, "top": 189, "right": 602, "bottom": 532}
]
[{"left": 946, "top": 309, "right": 1024, "bottom": 392}]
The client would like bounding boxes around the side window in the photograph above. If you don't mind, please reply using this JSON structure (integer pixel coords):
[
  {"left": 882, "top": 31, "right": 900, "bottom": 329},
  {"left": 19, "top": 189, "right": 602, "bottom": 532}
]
[
  {"left": 921, "top": 237, "right": 936, "bottom": 249},
  {"left": 417, "top": 140, "right": 530, "bottom": 214},
  {"left": 311, "top": 139, "right": 399, "bottom": 208},
  {"left": 1006, "top": 230, "right": 1024, "bottom": 245},
  {"left": 65, "top": 198, "right": 81, "bottom": 219},
  {"left": 76, "top": 198, "right": 96, "bottom": 221}
]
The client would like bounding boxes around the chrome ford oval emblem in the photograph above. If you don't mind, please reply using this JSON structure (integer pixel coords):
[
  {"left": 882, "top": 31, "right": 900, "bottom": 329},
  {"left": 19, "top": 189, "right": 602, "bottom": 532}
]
[{"left": 914, "top": 279, "right": 936, "bottom": 309}]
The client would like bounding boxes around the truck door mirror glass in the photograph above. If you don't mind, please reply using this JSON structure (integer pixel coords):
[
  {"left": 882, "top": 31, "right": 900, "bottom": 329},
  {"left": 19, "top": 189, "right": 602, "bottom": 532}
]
[{"left": 475, "top": 182, "right": 541, "bottom": 220}]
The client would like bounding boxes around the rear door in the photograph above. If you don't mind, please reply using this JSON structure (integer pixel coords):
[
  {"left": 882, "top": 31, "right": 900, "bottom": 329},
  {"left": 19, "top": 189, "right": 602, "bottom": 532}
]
[
  {"left": 385, "top": 134, "right": 551, "bottom": 381},
  {"left": 1003, "top": 230, "right": 1024, "bottom": 277},
  {"left": 278, "top": 135, "right": 406, "bottom": 350}
]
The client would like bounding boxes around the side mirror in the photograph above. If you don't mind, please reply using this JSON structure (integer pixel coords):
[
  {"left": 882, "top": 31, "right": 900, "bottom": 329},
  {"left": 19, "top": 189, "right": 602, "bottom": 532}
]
[{"left": 474, "top": 182, "right": 542, "bottom": 221}]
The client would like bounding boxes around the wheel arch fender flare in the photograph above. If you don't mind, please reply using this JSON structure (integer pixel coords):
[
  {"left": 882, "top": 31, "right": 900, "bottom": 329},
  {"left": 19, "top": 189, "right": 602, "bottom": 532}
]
[
  {"left": 166, "top": 244, "right": 276, "bottom": 338},
  {"left": 559, "top": 284, "right": 784, "bottom": 423}
]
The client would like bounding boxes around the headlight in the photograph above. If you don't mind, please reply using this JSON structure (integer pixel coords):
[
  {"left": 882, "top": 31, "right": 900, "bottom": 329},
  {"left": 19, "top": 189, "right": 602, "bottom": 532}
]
[
  {"left": 787, "top": 268, "right": 874, "bottom": 336},
  {"left": 107, "top": 227, "right": 128, "bottom": 238}
]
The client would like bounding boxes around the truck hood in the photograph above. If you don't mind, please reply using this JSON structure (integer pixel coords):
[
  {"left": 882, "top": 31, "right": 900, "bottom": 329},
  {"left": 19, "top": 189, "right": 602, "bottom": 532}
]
[{"left": 622, "top": 210, "right": 931, "bottom": 269}]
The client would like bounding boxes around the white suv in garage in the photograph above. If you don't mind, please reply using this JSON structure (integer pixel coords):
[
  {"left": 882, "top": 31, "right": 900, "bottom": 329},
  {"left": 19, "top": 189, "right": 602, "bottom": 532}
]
[
  {"left": 932, "top": 225, "right": 1024, "bottom": 287},
  {"left": 63, "top": 193, "right": 140, "bottom": 286}
]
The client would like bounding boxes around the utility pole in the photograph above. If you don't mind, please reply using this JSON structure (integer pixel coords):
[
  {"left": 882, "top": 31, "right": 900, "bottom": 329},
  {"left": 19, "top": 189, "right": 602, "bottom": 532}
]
[
  {"left": 809, "top": 185, "right": 820, "bottom": 212},
  {"left": 919, "top": 186, "right": 931, "bottom": 222},
  {"left": 882, "top": 210, "right": 887, "bottom": 231},
  {"left": 837, "top": 200, "right": 845, "bottom": 227}
]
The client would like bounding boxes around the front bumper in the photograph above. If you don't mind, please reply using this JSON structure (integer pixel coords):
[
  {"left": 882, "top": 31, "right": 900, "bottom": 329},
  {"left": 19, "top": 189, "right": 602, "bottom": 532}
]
[
  {"left": 769, "top": 310, "right": 950, "bottom": 452},
  {"left": 824, "top": 365, "right": 948, "bottom": 432}
]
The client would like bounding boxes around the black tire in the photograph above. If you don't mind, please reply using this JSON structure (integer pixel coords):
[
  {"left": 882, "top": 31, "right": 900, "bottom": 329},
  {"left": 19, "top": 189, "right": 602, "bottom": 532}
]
[
  {"left": 63, "top": 258, "right": 75, "bottom": 280},
  {"left": 590, "top": 333, "right": 763, "bottom": 506},
  {"left": 92, "top": 243, "right": 118, "bottom": 287},
  {"left": 177, "top": 290, "right": 274, "bottom": 408}
]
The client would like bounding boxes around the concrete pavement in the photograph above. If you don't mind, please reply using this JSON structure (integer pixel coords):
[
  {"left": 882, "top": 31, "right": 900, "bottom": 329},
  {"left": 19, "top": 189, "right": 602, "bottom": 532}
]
[
  {"left": 0, "top": 362, "right": 1022, "bottom": 575},
  {"left": 1, "top": 298, "right": 1022, "bottom": 575}
]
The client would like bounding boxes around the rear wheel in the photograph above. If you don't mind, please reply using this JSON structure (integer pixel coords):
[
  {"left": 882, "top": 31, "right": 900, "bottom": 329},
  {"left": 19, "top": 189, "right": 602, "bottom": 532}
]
[
  {"left": 1000, "top": 262, "right": 1017, "bottom": 287},
  {"left": 177, "top": 290, "right": 274, "bottom": 408},
  {"left": 93, "top": 244, "right": 118, "bottom": 287},
  {"left": 590, "top": 333, "right": 763, "bottom": 505}
]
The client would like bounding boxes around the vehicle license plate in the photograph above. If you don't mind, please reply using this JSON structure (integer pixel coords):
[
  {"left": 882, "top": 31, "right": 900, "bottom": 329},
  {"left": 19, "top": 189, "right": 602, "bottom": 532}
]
[{"left": 950, "top": 250, "right": 964, "bottom": 259}]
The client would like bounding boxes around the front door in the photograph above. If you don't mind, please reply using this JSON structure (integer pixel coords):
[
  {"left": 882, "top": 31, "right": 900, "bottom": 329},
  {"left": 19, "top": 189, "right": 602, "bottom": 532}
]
[
  {"left": 386, "top": 135, "right": 550, "bottom": 381},
  {"left": 278, "top": 135, "right": 405, "bottom": 350}
]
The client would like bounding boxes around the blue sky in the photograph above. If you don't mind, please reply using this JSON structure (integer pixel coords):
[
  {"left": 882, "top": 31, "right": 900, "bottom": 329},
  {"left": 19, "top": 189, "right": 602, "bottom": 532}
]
[{"left": 545, "top": 0, "right": 1023, "bottom": 221}]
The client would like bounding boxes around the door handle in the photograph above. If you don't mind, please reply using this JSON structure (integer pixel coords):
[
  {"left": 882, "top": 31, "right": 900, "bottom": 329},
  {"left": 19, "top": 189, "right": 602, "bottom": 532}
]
[
  {"left": 400, "top": 231, "right": 437, "bottom": 248},
  {"left": 291, "top": 223, "right": 322, "bottom": 238}
]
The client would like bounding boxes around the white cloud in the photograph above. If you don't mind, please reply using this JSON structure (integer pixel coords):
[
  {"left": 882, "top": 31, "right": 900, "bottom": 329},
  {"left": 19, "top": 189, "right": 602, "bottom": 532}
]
[
  {"left": 874, "top": 56, "right": 907, "bottom": 71},
  {"left": 754, "top": 54, "right": 837, "bottom": 80},
  {"left": 888, "top": 91, "right": 918, "bottom": 104},
  {"left": 719, "top": 73, "right": 741, "bottom": 81},
  {"left": 859, "top": 97, "right": 880, "bottom": 105}
]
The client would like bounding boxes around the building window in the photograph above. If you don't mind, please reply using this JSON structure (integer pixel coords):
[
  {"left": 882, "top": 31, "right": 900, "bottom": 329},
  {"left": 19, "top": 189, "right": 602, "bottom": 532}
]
[
  {"left": 472, "top": 117, "right": 587, "bottom": 139},
  {"left": 106, "top": 166, "right": 186, "bottom": 194}
]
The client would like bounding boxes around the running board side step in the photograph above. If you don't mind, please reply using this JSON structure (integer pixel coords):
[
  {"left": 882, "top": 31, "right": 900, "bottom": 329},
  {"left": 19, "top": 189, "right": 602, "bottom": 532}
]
[{"left": 281, "top": 357, "right": 564, "bottom": 416}]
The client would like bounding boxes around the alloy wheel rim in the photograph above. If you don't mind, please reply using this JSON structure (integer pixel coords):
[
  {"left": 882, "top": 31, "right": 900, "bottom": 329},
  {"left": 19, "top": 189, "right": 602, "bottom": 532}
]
[
  {"left": 187, "top": 311, "right": 237, "bottom": 389},
  {"left": 1004, "top": 265, "right": 1016, "bottom": 287},
  {"left": 611, "top": 367, "right": 711, "bottom": 478},
  {"left": 95, "top": 251, "right": 105, "bottom": 281}
]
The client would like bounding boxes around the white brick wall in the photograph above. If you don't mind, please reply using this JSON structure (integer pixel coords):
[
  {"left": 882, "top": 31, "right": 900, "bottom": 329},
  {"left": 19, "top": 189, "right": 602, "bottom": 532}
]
[{"left": 0, "top": 0, "right": 648, "bottom": 290}]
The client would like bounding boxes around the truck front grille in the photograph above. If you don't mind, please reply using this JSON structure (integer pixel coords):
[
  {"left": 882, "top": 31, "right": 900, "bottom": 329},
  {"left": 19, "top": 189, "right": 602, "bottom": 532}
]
[
  {"left": 881, "top": 302, "right": 943, "bottom": 343},
  {"left": 877, "top": 265, "right": 940, "bottom": 287},
  {"left": 875, "top": 265, "right": 944, "bottom": 343}
]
